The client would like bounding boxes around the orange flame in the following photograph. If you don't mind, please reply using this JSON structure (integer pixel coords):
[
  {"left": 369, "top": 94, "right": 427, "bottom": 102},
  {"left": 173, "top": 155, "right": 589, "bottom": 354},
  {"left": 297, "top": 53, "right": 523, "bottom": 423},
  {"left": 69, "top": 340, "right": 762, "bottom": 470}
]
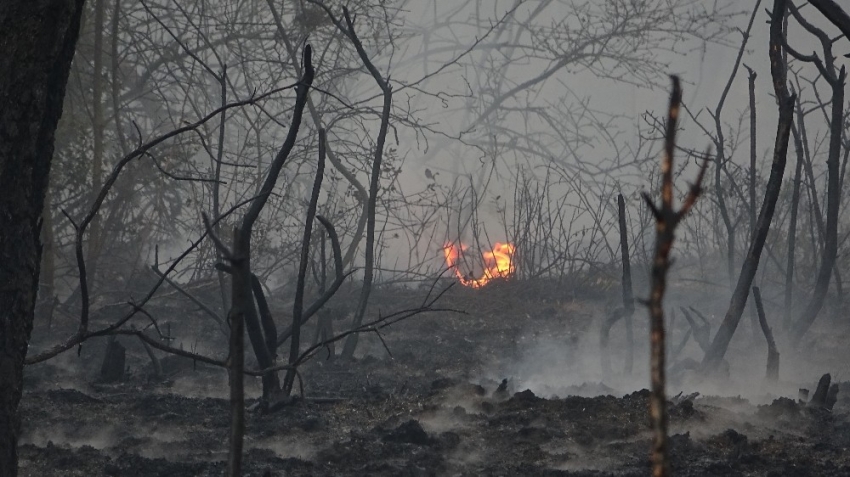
[{"left": 442, "top": 241, "right": 516, "bottom": 288}]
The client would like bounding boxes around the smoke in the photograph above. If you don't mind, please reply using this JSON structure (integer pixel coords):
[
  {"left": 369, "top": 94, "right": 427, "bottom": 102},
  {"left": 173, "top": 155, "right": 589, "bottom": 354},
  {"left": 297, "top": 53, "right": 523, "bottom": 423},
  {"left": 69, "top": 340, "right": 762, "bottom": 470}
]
[
  {"left": 249, "top": 437, "right": 317, "bottom": 461},
  {"left": 477, "top": 298, "right": 848, "bottom": 404},
  {"left": 20, "top": 423, "right": 118, "bottom": 450}
]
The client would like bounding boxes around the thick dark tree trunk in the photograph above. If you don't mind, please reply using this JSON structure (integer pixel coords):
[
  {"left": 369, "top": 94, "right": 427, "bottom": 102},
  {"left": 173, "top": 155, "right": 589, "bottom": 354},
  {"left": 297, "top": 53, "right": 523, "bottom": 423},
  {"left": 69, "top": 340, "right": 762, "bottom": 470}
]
[
  {"left": 702, "top": 0, "right": 794, "bottom": 371},
  {"left": 0, "top": 1, "right": 86, "bottom": 475}
]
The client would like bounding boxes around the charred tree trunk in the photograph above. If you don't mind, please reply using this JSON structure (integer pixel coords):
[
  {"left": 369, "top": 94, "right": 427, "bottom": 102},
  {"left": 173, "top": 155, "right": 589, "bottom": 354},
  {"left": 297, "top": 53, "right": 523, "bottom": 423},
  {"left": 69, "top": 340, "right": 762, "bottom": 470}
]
[
  {"left": 233, "top": 45, "right": 314, "bottom": 401},
  {"left": 707, "top": 1, "right": 761, "bottom": 288},
  {"left": 227, "top": 229, "right": 247, "bottom": 477},
  {"left": 790, "top": 81, "right": 845, "bottom": 343},
  {"left": 643, "top": 77, "right": 708, "bottom": 477},
  {"left": 752, "top": 287, "right": 779, "bottom": 382},
  {"left": 238, "top": 236, "right": 279, "bottom": 400},
  {"left": 745, "top": 65, "right": 761, "bottom": 342},
  {"left": 263, "top": 0, "right": 370, "bottom": 271},
  {"left": 807, "top": 373, "right": 838, "bottom": 411},
  {"left": 312, "top": 232, "right": 336, "bottom": 361},
  {"left": 99, "top": 336, "right": 126, "bottom": 382},
  {"left": 213, "top": 66, "right": 230, "bottom": 314},
  {"left": 808, "top": 0, "right": 850, "bottom": 40},
  {"left": 250, "top": 274, "right": 277, "bottom": 360},
  {"left": 796, "top": 98, "right": 825, "bottom": 253},
  {"left": 0, "top": 1, "right": 86, "bottom": 475},
  {"left": 784, "top": 121, "right": 804, "bottom": 329},
  {"left": 784, "top": 2, "right": 846, "bottom": 344},
  {"left": 703, "top": 0, "right": 794, "bottom": 371},
  {"left": 746, "top": 65, "right": 758, "bottom": 243},
  {"left": 617, "top": 194, "right": 634, "bottom": 374},
  {"left": 283, "top": 129, "right": 326, "bottom": 395},
  {"left": 87, "top": 0, "right": 106, "bottom": 286},
  {"left": 337, "top": 6, "right": 394, "bottom": 360},
  {"left": 715, "top": 154, "right": 736, "bottom": 285}
]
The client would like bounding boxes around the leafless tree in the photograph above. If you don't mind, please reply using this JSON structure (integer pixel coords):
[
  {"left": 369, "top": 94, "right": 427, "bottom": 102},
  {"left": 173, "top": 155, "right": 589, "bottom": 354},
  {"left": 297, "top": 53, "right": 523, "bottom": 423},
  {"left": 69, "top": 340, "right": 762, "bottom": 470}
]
[
  {"left": 703, "top": 0, "right": 796, "bottom": 371},
  {"left": 785, "top": 1, "right": 847, "bottom": 344},
  {"left": 642, "top": 76, "right": 709, "bottom": 477}
]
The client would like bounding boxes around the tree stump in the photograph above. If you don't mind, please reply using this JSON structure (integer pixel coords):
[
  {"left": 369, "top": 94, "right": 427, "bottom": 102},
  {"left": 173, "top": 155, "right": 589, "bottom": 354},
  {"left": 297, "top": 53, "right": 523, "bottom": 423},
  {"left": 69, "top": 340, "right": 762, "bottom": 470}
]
[
  {"left": 808, "top": 373, "right": 839, "bottom": 411},
  {"left": 100, "top": 337, "right": 126, "bottom": 382}
]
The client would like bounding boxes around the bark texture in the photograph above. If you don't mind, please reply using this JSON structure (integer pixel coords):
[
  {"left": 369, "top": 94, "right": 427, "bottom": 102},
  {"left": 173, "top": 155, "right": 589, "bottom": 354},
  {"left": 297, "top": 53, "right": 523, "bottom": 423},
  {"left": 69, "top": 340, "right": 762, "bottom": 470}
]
[{"left": 0, "top": 1, "right": 86, "bottom": 475}]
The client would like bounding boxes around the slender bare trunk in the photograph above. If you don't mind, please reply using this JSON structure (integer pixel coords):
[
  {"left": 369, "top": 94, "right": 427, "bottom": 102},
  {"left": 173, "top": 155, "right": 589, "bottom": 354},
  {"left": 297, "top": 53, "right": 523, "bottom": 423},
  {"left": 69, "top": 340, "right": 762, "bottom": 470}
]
[
  {"left": 214, "top": 68, "right": 230, "bottom": 313},
  {"left": 336, "top": 6, "right": 394, "bottom": 360},
  {"left": 617, "top": 194, "right": 634, "bottom": 374},
  {"left": 791, "top": 80, "right": 844, "bottom": 341},
  {"left": 747, "top": 65, "right": 758, "bottom": 241},
  {"left": 752, "top": 287, "right": 779, "bottom": 382},
  {"left": 284, "top": 129, "right": 326, "bottom": 394},
  {"left": 227, "top": 228, "right": 246, "bottom": 477},
  {"left": 787, "top": 1, "right": 846, "bottom": 343},
  {"left": 87, "top": 0, "right": 105, "bottom": 285},
  {"left": 784, "top": 122, "right": 804, "bottom": 329},
  {"left": 644, "top": 77, "right": 709, "bottom": 477}
]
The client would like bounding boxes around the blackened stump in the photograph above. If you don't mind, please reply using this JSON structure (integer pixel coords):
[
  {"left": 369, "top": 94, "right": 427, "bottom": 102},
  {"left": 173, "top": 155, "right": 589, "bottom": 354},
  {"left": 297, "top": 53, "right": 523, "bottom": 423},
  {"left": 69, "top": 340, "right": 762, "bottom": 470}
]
[{"left": 100, "top": 337, "right": 126, "bottom": 382}]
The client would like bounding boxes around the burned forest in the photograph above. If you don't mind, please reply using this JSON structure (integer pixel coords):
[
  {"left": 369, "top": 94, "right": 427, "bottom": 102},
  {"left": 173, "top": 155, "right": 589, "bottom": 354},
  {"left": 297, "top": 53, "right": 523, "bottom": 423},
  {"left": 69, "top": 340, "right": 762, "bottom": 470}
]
[{"left": 4, "top": 0, "right": 850, "bottom": 476}]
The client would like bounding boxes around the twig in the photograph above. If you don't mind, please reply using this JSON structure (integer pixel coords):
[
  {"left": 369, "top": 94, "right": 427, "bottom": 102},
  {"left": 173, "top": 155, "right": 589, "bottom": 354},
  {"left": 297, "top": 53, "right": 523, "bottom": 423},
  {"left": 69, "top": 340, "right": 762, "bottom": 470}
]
[
  {"left": 25, "top": 193, "right": 267, "bottom": 364},
  {"left": 150, "top": 264, "right": 225, "bottom": 330}
]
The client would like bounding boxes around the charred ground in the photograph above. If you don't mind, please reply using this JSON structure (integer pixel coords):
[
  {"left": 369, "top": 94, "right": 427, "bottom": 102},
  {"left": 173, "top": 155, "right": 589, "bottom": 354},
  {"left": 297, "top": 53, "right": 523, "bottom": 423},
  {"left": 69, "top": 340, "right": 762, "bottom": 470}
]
[{"left": 17, "top": 279, "right": 850, "bottom": 476}]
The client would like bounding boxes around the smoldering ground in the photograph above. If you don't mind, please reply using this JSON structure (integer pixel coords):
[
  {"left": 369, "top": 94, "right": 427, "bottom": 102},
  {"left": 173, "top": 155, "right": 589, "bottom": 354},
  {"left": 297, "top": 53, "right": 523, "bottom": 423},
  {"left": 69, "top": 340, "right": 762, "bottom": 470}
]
[
  {"left": 8, "top": 1, "right": 850, "bottom": 476},
  {"left": 17, "top": 280, "right": 850, "bottom": 476}
]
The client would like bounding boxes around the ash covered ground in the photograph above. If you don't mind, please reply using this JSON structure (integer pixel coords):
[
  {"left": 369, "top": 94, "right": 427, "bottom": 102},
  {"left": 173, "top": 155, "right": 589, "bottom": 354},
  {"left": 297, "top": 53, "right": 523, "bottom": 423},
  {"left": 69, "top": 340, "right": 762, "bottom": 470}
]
[{"left": 18, "top": 279, "right": 850, "bottom": 476}]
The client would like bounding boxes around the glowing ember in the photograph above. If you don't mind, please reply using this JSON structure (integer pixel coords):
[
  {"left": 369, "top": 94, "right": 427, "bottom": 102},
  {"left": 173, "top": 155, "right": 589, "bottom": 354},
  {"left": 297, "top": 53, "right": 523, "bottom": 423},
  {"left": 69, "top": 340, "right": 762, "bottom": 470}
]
[{"left": 442, "top": 241, "right": 516, "bottom": 288}]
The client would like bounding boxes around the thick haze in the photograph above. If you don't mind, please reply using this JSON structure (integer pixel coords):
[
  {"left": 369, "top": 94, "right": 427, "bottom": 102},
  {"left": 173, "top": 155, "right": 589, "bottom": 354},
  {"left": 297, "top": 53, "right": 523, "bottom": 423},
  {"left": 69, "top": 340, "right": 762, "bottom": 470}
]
[{"left": 41, "top": 0, "right": 848, "bottom": 389}]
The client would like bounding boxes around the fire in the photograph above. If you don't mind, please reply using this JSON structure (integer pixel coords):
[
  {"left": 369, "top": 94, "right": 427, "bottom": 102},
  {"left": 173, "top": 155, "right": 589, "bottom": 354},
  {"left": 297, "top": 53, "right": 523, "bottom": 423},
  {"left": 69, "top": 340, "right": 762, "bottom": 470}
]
[{"left": 442, "top": 241, "right": 516, "bottom": 288}]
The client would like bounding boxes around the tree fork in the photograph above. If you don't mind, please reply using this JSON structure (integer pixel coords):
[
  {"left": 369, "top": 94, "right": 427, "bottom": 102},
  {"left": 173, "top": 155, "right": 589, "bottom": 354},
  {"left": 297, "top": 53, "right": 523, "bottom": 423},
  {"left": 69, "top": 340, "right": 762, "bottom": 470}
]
[{"left": 642, "top": 76, "right": 709, "bottom": 477}]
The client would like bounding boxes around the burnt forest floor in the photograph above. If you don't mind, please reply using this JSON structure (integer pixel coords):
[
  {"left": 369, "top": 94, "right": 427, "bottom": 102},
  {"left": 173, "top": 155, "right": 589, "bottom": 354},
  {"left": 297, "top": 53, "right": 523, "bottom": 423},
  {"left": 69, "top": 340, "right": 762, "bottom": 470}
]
[{"left": 17, "top": 277, "right": 850, "bottom": 476}]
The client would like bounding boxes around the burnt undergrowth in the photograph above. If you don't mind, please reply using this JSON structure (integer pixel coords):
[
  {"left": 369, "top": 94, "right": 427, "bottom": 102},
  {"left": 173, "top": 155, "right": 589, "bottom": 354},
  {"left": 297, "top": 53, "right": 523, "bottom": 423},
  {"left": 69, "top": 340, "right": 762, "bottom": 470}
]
[{"left": 18, "top": 278, "right": 850, "bottom": 476}]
